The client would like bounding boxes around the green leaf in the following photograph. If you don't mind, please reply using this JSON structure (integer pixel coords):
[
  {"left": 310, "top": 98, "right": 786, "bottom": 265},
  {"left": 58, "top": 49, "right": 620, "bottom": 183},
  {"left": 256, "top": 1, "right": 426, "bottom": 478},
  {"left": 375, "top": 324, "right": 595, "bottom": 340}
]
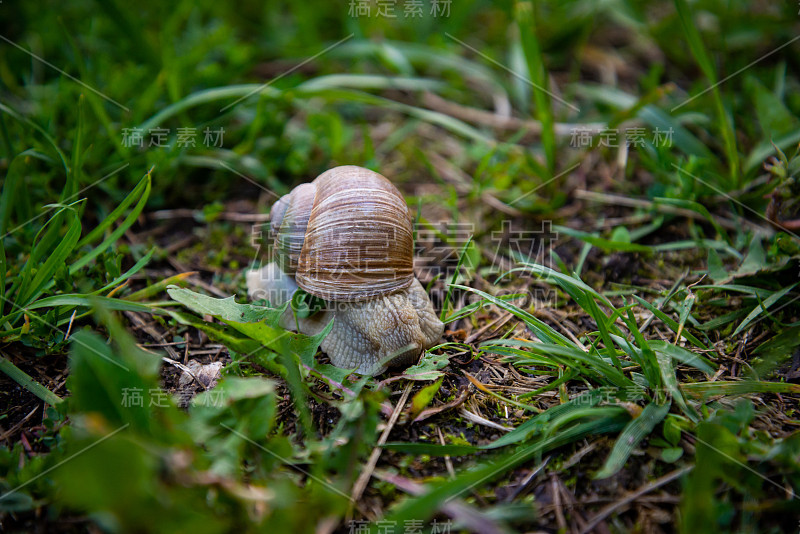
[
  {"left": 753, "top": 325, "right": 800, "bottom": 357},
  {"left": 0, "top": 483, "right": 34, "bottom": 512},
  {"left": 655, "top": 350, "right": 697, "bottom": 420},
  {"left": 638, "top": 105, "right": 714, "bottom": 160},
  {"left": 290, "top": 289, "right": 325, "bottom": 318},
  {"left": 681, "top": 422, "right": 745, "bottom": 531},
  {"left": 732, "top": 238, "right": 767, "bottom": 279},
  {"left": 195, "top": 376, "right": 275, "bottom": 403},
  {"left": 401, "top": 351, "right": 451, "bottom": 381},
  {"left": 661, "top": 447, "right": 684, "bottom": 463},
  {"left": 65, "top": 96, "right": 84, "bottom": 202},
  {"left": 620, "top": 308, "right": 660, "bottom": 389},
  {"left": 167, "top": 286, "right": 328, "bottom": 438},
  {"left": 698, "top": 308, "right": 750, "bottom": 331},
  {"left": 706, "top": 248, "right": 727, "bottom": 282},
  {"left": 408, "top": 378, "right": 443, "bottom": 420},
  {"left": 94, "top": 249, "right": 154, "bottom": 294},
  {"left": 166, "top": 285, "right": 287, "bottom": 325},
  {"left": 0, "top": 238, "right": 6, "bottom": 306},
  {"left": 609, "top": 226, "right": 631, "bottom": 243},
  {"left": 663, "top": 415, "right": 682, "bottom": 446},
  {"left": 585, "top": 294, "right": 623, "bottom": 370},
  {"left": 745, "top": 129, "right": 800, "bottom": 174},
  {"left": 0, "top": 154, "right": 27, "bottom": 237},
  {"left": 747, "top": 75, "right": 799, "bottom": 136},
  {"left": 188, "top": 376, "right": 278, "bottom": 476},
  {"left": 166, "top": 310, "right": 287, "bottom": 377},
  {"left": 67, "top": 316, "right": 166, "bottom": 438},
  {"left": 595, "top": 401, "right": 670, "bottom": 479},
  {"left": 0, "top": 103, "right": 68, "bottom": 173}
]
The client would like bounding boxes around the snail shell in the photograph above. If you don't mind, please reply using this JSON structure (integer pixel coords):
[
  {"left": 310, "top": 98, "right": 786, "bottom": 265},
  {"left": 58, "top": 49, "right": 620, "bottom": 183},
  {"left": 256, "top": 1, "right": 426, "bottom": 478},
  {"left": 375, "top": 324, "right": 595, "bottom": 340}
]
[
  {"left": 248, "top": 165, "right": 444, "bottom": 375},
  {"left": 271, "top": 166, "right": 415, "bottom": 302}
]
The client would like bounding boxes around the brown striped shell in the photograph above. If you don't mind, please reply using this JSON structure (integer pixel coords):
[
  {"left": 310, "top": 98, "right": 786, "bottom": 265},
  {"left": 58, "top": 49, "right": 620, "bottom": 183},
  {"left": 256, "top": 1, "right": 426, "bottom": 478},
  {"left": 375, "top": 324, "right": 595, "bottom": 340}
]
[{"left": 270, "top": 166, "right": 415, "bottom": 302}]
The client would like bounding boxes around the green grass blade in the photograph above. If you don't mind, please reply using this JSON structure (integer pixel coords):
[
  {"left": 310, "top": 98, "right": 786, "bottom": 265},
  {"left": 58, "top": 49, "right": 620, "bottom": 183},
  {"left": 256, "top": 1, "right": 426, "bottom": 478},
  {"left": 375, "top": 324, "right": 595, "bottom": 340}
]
[
  {"left": 697, "top": 308, "right": 750, "bottom": 331},
  {"left": 442, "top": 293, "right": 526, "bottom": 325},
  {"left": 452, "top": 284, "right": 573, "bottom": 346},
  {"left": 75, "top": 171, "right": 150, "bottom": 249},
  {"left": 585, "top": 295, "right": 623, "bottom": 370},
  {"left": 656, "top": 350, "right": 697, "bottom": 421},
  {"left": 485, "top": 388, "right": 607, "bottom": 449},
  {"left": 649, "top": 341, "right": 715, "bottom": 375},
  {"left": 17, "top": 209, "right": 82, "bottom": 307},
  {"left": 90, "top": 0, "right": 158, "bottom": 66},
  {"left": 553, "top": 225, "right": 653, "bottom": 254},
  {"left": 0, "top": 238, "right": 5, "bottom": 307},
  {"left": 621, "top": 307, "right": 661, "bottom": 389},
  {"left": 0, "top": 353, "right": 63, "bottom": 405},
  {"left": 382, "top": 408, "right": 629, "bottom": 526},
  {"left": 654, "top": 198, "right": 728, "bottom": 243},
  {"left": 681, "top": 380, "right": 800, "bottom": 398},
  {"left": 632, "top": 295, "right": 708, "bottom": 349},
  {"left": 139, "top": 85, "right": 267, "bottom": 131},
  {"left": 504, "top": 262, "right": 615, "bottom": 308},
  {"left": 440, "top": 235, "right": 473, "bottom": 321},
  {"left": 484, "top": 339, "right": 635, "bottom": 389},
  {"left": 515, "top": 1, "right": 555, "bottom": 172},
  {"left": 674, "top": 0, "right": 739, "bottom": 184},
  {"left": 70, "top": 172, "right": 151, "bottom": 274},
  {"left": 332, "top": 40, "right": 508, "bottom": 97},
  {"left": 0, "top": 159, "right": 21, "bottom": 237},
  {"left": 732, "top": 283, "right": 798, "bottom": 337},
  {"left": 595, "top": 401, "right": 670, "bottom": 479},
  {"left": 94, "top": 249, "right": 154, "bottom": 294},
  {"left": 64, "top": 95, "right": 84, "bottom": 203},
  {"left": 296, "top": 74, "right": 444, "bottom": 92},
  {"left": 26, "top": 295, "right": 163, "bottom": 314},
  {"left": 0, "top": 103, "right": 68, "bottom": 174}
]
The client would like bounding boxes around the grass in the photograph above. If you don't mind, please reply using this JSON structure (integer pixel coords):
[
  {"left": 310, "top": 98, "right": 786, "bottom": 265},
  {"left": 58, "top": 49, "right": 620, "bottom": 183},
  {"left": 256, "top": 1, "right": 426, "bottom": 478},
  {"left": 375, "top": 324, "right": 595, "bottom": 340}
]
[{"left": 1, "top": 0, "right": 800, "bottom": 532}]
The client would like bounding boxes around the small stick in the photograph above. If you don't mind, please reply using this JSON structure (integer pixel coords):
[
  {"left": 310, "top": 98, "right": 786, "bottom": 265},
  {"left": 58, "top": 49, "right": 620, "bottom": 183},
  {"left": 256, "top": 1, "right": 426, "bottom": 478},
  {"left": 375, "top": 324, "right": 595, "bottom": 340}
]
[
  {"left": 64, "top": 310, "right": 77, "bottom": 340},
  {"left": 437, "top": 426, "right": 456, "bottom": 478},
  {"left": 580, "top": 465, "right": 693, "bottom": 534},
  {"left": 574, "top": 189, "right": 746, "bottom": 231},
  {"left": 350, "top": 382, "right": 413, "bottom": 504},
  {"left": 551, "top": 473, "right": 567, "bottom": 532},
  {"left": 148, "top": 209, "right": 270, "bottom": 222}
]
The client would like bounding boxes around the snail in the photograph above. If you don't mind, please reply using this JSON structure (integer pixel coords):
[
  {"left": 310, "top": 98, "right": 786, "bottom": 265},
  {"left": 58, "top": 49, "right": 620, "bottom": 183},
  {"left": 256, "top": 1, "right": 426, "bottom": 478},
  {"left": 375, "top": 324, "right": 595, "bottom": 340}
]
[{"left": 245, "top": 165, "right": 444, "bottom": 375}]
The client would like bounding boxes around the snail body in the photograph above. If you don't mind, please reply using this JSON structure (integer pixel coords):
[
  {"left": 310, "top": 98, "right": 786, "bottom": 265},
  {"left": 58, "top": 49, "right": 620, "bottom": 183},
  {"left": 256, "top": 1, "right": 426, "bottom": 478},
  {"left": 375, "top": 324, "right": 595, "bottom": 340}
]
[{"left": 246, "top": 166, "right": 443, "bottom": 375}]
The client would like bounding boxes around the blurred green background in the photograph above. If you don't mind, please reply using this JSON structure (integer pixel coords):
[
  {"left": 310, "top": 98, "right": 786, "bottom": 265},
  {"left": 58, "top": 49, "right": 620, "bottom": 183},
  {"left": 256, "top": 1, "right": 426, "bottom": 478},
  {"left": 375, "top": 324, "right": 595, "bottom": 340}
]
[{"left": 2, "top": 1, "right": 800, "bottom": 532}]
